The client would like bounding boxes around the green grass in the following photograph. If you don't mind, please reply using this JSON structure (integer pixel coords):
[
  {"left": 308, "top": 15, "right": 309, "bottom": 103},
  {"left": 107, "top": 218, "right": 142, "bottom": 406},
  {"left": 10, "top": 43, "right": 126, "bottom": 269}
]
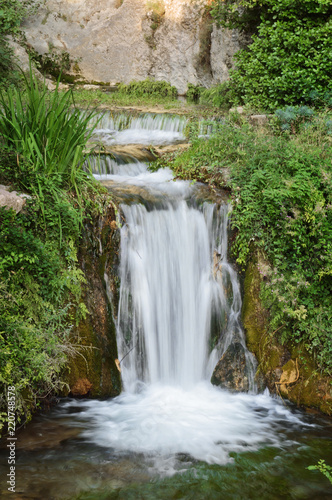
[{"left": 68, "top": 87, "right": 184, "bottom": 109}]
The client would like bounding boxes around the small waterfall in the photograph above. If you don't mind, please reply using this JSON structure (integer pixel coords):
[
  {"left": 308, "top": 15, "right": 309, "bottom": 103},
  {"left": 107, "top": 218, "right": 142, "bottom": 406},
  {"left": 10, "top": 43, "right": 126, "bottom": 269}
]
[
  {"left": 117, "top": 199, "right": 256, "bottom": 391},
  {"left": 90, "top": 111, "right": 187, "bottom": 145},
  {"left": 87, "top": 154, "right": 147, "bottom": 179}
]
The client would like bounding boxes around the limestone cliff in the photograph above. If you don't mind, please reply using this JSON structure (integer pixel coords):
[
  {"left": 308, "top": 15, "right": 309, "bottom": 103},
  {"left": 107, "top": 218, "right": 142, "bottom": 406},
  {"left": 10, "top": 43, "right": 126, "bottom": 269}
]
[{"left": 21, "top": 0, "right": 243, "bottom": 93}]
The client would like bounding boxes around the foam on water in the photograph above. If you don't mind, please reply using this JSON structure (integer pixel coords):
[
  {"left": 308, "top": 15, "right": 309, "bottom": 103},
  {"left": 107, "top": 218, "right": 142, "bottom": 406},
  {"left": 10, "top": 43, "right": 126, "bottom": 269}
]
[
  {"left": 63, "top": 383, "right": 306, "bottom": 474},
  {"left": 93, "top": 128, "right": 185, "bottom": 145},
  {"left": 91, "top": 112, "right": 187, "bottom": 146}
]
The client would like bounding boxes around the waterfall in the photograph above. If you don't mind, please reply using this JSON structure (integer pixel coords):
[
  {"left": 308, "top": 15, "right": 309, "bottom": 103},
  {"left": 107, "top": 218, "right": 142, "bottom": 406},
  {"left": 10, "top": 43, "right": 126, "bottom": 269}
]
[
  {"left": 64, "top": 112, "right": 306, "bottom": 474},
  {"left": 90, "top": 111, "right": 187, "bottom": 145},
  {"left": 117, "top": 200, "right": 256, "bottom": 392}
]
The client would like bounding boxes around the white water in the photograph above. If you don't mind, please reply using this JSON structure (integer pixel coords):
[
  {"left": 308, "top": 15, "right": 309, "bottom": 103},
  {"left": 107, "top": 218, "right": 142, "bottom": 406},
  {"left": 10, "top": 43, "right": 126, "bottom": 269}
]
[
  {"left": 91, "top": 111, "right": 187, "bottom": 145},
  {"left": 68, "top": 114, "right": 309, "bottom": 473}
]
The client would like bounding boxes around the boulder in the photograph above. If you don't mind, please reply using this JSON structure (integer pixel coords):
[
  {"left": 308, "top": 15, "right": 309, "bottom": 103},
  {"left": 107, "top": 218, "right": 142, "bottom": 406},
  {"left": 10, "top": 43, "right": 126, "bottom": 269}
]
[
  {"left": 0, "top": 185, "right": 29, "bottom": 213},
  {"left": 211, "top": 341, "right": 249, "bottom": 392}
]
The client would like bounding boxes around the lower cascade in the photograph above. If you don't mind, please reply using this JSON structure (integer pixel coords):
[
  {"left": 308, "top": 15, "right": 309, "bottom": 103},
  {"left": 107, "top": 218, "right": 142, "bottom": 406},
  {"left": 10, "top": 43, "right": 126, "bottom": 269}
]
[
  {"left": 64, "top": 155, "right": 308, "bottom": 473},
  {"left": 117, "top": 200, "right": 256, "bottom": 390}
]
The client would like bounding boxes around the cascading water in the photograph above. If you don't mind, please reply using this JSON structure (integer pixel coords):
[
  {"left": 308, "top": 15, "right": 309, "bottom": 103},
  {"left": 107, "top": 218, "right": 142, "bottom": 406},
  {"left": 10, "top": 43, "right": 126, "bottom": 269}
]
[
  {"left": 2, "top": 111, "right": 330, "bottom": 499},
  {"left": 61, "top": 125, "right": 310, "bottom": 473},
  {"left": 117, "top": 201, "right": 256, "bottom": 392},
  {"left": 90, "top": 111, "right": 187, "bottom": 145}
]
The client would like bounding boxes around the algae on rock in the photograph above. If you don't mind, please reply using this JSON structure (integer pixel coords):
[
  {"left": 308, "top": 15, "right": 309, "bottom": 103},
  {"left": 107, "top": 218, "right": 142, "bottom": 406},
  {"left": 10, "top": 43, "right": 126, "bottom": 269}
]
[
  {"left": 242, "top": 251, "right": 332, "bottom": 415},
  {"left": 62, "top": 202, "right": 122, "bottom": 398}
]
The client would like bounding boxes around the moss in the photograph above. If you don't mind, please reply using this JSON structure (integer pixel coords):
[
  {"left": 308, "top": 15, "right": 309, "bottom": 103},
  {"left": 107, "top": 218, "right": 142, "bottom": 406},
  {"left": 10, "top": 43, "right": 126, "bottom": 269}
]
[
  {"left": 243, "top": 250, "right": 332, "bottom": 415},
  {"left": 242, "top": 253, "right": 268, "bottom": 353},
  {"left": 61, "top": 205, "right": 122, "bottom": 398}
]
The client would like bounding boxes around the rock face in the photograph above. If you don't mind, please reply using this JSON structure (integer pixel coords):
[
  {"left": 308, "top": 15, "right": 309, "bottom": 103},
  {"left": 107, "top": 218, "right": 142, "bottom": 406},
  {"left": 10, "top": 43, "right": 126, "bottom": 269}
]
[
  {"left": 242, "top": 251, "right": 332, "bottom": 415},
  {"left": 62, "top": 202, "right": 122, "bottom": 398},
  {"left": 0, "top": 185, "right": 29, "bottom": 213},
  {"left": 21, "top": 0, "right": 243, "bottom": 93},
  {"left": 211, "top": 341, "right": 250, "bottom": 392}
]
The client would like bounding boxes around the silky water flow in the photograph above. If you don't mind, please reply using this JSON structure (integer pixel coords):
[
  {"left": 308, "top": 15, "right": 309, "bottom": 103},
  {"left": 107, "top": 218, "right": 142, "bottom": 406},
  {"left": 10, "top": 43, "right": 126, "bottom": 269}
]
[{"left": 66, "top": 122, "right": 310, "bottom": 473}]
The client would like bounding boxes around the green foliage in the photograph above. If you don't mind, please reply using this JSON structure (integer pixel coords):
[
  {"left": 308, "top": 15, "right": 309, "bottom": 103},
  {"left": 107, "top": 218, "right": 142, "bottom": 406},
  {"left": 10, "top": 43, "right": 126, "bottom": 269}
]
[
  {"left": 0, "top": 0, "right": 40, "bottom": 84},
  {"left": 28, "top": 44, "right": 82, "bottom": 83},
  {"left": 0, "top": 203, "right": 87, "bottom": 433},
  {"left": 308, "top": 460, "right": 332, "bottom": 484},
  {"left": 211, "top": 0, "right": 332, "bottom": 110},
  {"left": 274, "top": 105, "right": 315, "bottom": 133},
  {"left": 118, "top": 78, "right": 178, "bottom": 99},
  {"left": 186, "top": 83, "right": 205, "bottom": 103},
  {"left": 199, "top": 81, "right": 235, "bottom": 110},
  {"left": 0, "top": 0, "right": 39, "bottom": 37},
  {"left": 0, "top": 68, "right": 109, "bottom": 435},
  {"left": 169, "top": 115, "right": 332, "bottom": 374},
  {"left": 0, "top": 36, "right": 15, "bottom": 84}
]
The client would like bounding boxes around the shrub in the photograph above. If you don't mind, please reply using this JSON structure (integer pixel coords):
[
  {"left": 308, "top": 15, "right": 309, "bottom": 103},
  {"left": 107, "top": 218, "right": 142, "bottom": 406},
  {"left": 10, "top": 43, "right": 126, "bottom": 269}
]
[
  {"left": 211, "top": 0, "right": 332, "bottom": 110},
  {"left": 186, "top": 83, "right": 205, "bottom": 103},
  {"left": 274, "top": 106, "right": 315, "bottom": 134},
  {"left": 118, "top": 78, "right": 178, "bottom": 99},
  {"left": 0, "top": 65, "right": 99, "bottom": 236},
  {"left": 199, "top": 81, "right": 234, "bottom": 109},
  {"left": 0, "top": 0, "right": 41, "bottom": 84}
]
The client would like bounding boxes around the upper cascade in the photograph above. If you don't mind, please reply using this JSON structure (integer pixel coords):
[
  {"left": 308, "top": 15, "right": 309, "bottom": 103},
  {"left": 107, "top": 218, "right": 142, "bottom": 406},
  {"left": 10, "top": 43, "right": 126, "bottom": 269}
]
[{"left": 90, "top": 112, "right": 187, "bottom": 146}]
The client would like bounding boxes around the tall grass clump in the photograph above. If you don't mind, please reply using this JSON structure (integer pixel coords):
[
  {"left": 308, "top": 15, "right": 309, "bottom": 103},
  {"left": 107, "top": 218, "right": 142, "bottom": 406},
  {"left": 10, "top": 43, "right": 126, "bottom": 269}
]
[{"left": 0, "top": 67, "right": 99, "bottom": 235}]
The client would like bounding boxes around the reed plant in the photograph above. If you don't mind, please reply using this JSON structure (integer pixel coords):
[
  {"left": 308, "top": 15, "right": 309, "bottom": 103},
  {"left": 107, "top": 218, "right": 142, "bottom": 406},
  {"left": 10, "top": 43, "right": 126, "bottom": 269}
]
[{"left": 0, "top": 66, "right": 99, "bottom": 235}]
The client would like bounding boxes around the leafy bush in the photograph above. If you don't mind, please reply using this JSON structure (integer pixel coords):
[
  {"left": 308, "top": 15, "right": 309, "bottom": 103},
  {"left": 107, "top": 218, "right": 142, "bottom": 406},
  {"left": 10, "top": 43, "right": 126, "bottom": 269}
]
[
  {"left": 274, "top": 106, "right": 315, "bottom": 134},
  {"left": 186, "top": 83, "right": 205, "bottom": 103},
  {"left": 211, "top": 0, "right": 332, "bottom": 110},
  {"left": 0, "top": 201, "right": 88, "bottom": 433},
  {"left": 118, "top": 78, "right": 178, "bottom": 99},
  {"left": 0, "top": 0, "right": 41, "bottom": 84},
  {"left": 199, "top": 81, "right": 234, "bottom": 110}
]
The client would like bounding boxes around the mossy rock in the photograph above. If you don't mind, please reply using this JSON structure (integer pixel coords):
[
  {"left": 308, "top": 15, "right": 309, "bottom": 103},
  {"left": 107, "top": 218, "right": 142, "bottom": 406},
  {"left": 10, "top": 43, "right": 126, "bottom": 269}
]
[
  {"left": 242, "top": 250, "right": 332, "bottom": 415},
  {"left": 62, "top": 204, "right": 122, "bottom": 398}
]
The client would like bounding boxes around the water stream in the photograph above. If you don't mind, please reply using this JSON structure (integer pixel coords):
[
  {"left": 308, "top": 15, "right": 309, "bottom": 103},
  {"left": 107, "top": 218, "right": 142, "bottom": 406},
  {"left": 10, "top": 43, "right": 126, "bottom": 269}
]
[{"left": 1, "top": 112, "right": 331, "bottom": 499}]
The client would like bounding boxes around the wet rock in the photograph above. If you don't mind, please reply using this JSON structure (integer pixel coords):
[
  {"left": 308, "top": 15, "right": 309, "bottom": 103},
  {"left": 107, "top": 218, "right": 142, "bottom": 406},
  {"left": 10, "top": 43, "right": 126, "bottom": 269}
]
[
  {"left": 249, "top": 114, "right": 269, "bottom": 126},
  {"left": 62, "top": 203, "right": 122, "bottom": 398},
  {"left": 211, "top": 342, "right": 249, "bottom": 392}
]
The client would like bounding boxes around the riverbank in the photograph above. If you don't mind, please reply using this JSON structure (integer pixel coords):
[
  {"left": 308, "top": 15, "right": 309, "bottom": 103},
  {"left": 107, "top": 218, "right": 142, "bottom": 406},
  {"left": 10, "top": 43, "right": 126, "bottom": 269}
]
[{"left": 163, "top": 109, "right": 332, "bottom": 415}]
